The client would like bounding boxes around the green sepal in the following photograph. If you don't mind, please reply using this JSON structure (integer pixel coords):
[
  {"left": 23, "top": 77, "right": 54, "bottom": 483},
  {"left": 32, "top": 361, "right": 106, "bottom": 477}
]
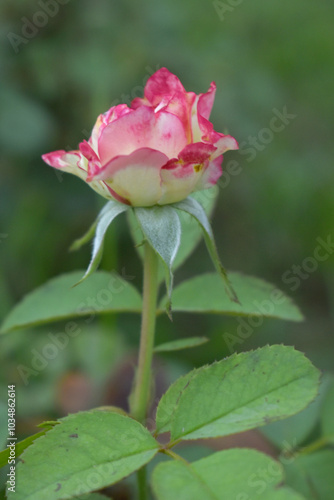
[
  {"left": 173, "top": 196, "right": 239, "bottom": 303},
  {"left": 69, "top": 220, "right": 97, "bottom": 252},
  {"left": 134, "top": 205, "right": 181, "bottom": 316},
  {"left": 74, "top": 200, "right": 129, "bottom": 286}
]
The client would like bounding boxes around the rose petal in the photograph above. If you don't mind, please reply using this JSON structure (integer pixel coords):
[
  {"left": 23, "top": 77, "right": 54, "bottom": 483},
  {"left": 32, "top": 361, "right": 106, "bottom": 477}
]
[
  {"left": 79, "top": 140, "right": 101, "bottom": 180},
  {"left": 132, "top": 69, "right": 197, "bottom": 141},
  {"left": 178, "top": 142, "right": 217, "bottom": 164},
  {"left": 42, "top": 150, "right": 114, "bottom": 200},
  {"left": 89, "top": 105, "right": 132, "bottom": 153},
  {"left": 195, "top": 155, "right": 223, "bottom": 190},
  {"left": 142, "top": 67, "right": 186, "bottom": 106},
  {"left": 212, "top": 134, "right": 239, "bottom": 159},
  {"left": 197, "top": 81, "right": 216, "bottom": 120},
  {"left": 95, "top": 148, "right": 169, "bottom": 207},
  {"left": 42, "top": 150, "right": 87, "bottom": 179},
  {"left": 159, "top": 159, "right": 208, "bottom": 205},
  {"left": 99, "top": 106, "right": 187, "bottom": 164}
]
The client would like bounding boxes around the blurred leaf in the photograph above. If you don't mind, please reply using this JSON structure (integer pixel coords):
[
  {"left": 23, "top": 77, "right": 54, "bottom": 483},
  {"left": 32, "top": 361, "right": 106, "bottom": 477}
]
[
  {"left": 156, "top": 345, "right": 320, "bottom": 440},
  {"left": 1, "top": 271, "right": 141, "bottom": 334},
  {"left": 152, "top": 448, "right": 304, "bottom": 500},
  {"left": 2, "top": 269, "right": 301, "bottom": 334},
  {"left": 261, "top": 373, "right": 334, "bottom": 449},
  {"left": 8, "top": 410, "right": 159, "bottom": 500},
  {"left": 174, "top": 196, "right": 239, "bottom": 303},
  {"left": 0, "top": 86, "right": 55, "bottom": 154},
  {"left": 284, "top": 450, "right": 334, "bottom": 500},
  {"left": 0, "top": 402, "right": 7, "bottom": 446},
  {"left": 154, "top": 336, "right": 209, "bottom": 353},
  {"left": 321, "top": 379, "right": 334, "bottom": 443},
  {"left": 161, "top": 272, "right": 303, "bottom": 321},
  {"left": 75, "top": 495, "right": 111, "bottom": 500},
  {"left": 75, "top": 494, "right": 111, "bottom": 500}
]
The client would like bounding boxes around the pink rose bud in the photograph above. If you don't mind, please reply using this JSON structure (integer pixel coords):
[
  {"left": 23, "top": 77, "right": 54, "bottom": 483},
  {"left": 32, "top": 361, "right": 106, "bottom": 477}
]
[{"left": 42, "top": 68, "right": 238, "bottom": 207}]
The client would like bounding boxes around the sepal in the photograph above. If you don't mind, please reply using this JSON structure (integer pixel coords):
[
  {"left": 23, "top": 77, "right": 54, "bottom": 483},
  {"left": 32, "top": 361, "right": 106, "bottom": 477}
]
[
  {"left": 134, "top": 206, "right": 181, "bottom": 316},
  {"left": 74, "top": 200, "right": 129, "bottom": 286},
  {"left": 173, "top": 196, "right": 239, "bottom": 303}
]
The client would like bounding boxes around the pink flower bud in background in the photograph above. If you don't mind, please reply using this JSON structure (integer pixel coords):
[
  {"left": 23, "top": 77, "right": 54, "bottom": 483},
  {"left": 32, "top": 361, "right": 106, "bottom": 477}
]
[{"left": 42, "top": 68, "right": 238, "bottom": 207}]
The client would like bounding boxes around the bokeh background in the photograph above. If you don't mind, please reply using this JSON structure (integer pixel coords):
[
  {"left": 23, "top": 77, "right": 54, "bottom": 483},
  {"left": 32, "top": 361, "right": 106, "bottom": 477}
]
[{"left": 0, "top": 0, "right": 333, "bottom": 498}]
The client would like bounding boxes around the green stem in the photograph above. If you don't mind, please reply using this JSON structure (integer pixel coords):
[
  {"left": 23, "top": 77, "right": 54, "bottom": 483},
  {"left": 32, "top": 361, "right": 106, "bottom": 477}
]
[
  {"left": 161, "top": 448, "right": 189, "bottom": 465},
  {"left": 297, "top": 436, "right": 330, "bottom": 456},
  {"left": 136, "top": 467, "right": 147, "bottom": 500},
  {"left": 130, "top": 242, "right": 159, "bottom": 500},
  {"left": 131, "top": 242, "right": 159, "bottom": 423}
]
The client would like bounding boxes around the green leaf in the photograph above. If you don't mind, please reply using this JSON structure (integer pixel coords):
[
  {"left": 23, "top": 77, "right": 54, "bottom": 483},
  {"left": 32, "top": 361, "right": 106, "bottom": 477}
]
[
  {"left": 134, "top": 206, "right": 181, "bottom": 312},
  {"left": 173, "top": 196, "right": 239, "bottom": 303},
  {"left": 75, "top": 200, "right": 129, "bottom": 285},
  {"left": 1, "top": 271, "right": 141, "bottom": 333},
  {"left": 0, "top": 427, "right": 54, "bottom": 468},
  {"left": 127, "top": 188, "right": 217, "bottom": 271},
  {"left": 155, "top": 345, "right": 320, "bottom": 441},
  {"left": 159, "top": 272, "right": 303, "bottom": 321},
  {"left": 8, "top": 410, "right": 159, "bottom": 500},
  {"left": 152, "top": 448, "right": 304, "bottom": 500},
  {"left": 154, "top": 337, "right": 209, "bottom": 353},
  {"left": 321, "top": 379, "right": 334, "bottom": 443},
  {"left": 261, "top": 373, "right": 334, "bottom": 449},
  {"left": 284, "top": 450, "right": 334, "bottom": 500},
  {"left": 155, "top": 370, "right": 201, "bottom": 435}
]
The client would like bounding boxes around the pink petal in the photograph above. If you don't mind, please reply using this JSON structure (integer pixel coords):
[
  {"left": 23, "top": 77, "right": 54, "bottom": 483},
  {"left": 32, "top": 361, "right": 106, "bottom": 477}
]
[
  {"left": 42, "top": 149, "right": 116, "bottom": 201},
  {"left": 89, "top": 105, "right": 132, "bottom": 152},
  {"left": 131, "top": 96, "right": 149, "bottom": 109},
  {"left": 178, "top": 142, "right": 216, "bottom": 164},
  {"left": 93, "top": 148, "right": 169, "bottom": 207},
  {"left": 95, "top": 147, "right": 168, "bottom": 181},
  {"left": 159, "top": 158, "right": 207, "bottom": 205},
  {"left": 212, "top": 134, "right": 239, "bottom": 159},
  {"left": 195, "top": 155, "right": 223, "bottom": 190},
  {"left": 42, "top": 150, "right": 86, "bottom": 178},
  {"left": 98, "top": 106, "right": 187, "bottom": 165},
  {"left": 142, "top": 67, "right": 186, "bottom": 106},
  {"left": 197, "top": 82, "right": 216, "bottom": 120},
  {"left": 103, "top": 103, "right": 132, "bottom": 123},
  {"left": 158, "top": 141, "right": 217, "bottom": 204},
  {"left": 131, "top": 69, "right": 196, "bottom": 141},
  {"left": 79, "top": 140, "right": 101, "bottom": 180}
]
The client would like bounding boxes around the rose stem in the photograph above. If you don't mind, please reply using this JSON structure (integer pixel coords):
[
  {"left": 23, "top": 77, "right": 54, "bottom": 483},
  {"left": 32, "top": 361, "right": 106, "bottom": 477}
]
[{"left": 130, "top": 241, "right": 159, "bottom": 499}]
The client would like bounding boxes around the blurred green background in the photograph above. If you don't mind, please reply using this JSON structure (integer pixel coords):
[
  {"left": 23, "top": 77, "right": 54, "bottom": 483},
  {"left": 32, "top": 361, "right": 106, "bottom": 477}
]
[{"left": 1, "top": 0, "right": 334, "bottom": 498}]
